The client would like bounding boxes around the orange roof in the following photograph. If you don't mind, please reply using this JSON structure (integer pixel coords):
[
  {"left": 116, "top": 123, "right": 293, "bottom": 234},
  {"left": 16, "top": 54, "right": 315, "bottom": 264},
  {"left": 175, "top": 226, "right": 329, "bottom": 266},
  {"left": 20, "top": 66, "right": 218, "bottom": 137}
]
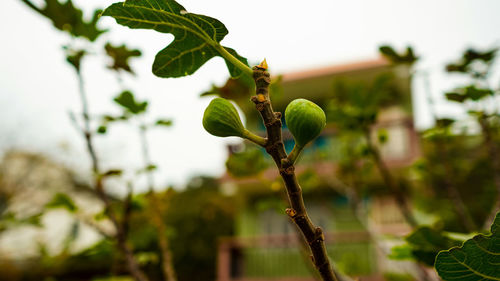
[{"left": 281, "top": 57, "right": 389, "bottom": 83}]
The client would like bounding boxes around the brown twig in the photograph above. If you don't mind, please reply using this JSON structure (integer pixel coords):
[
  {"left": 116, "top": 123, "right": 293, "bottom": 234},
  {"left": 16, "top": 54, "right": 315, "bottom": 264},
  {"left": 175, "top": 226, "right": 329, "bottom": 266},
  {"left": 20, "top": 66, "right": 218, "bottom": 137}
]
[
  {"left": 362, "top": 128, "right": 417, "bottom": 227},
  {"left": 250, "top": 64, "right": 339, "bottom": 281},
  {"left": 138, "top": 121, "right": 177, "bottom": 281},
  {"left": 74, "top": 70, "right": 149, "bottom": 281}
]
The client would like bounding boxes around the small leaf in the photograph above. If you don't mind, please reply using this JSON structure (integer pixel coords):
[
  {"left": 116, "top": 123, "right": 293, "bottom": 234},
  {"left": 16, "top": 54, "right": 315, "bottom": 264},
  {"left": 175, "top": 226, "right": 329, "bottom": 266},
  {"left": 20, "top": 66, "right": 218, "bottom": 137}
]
[
  {"left": 155, "top": 119, "right": 173, "bottom": 127},
  {"left": 102, "top": 0, "right": 249, "bottom": 78},
  {"left": 377, "top": 129, "right": 388, "bottom": 144},
  {"left": 64, "top": 48, "right": 86, "bottom": 72},
  {"left": 102, "top": 169, "right": 123, "bottom": 177},
  {"left": 435, "top": 212, "right": 500, "bottom": 281},
  {"left": 114, "top": 90, "right": 148, "bottom": 114},
  {"left": 137, "top": 164, "right": 157, "bottom": 174},
  {"left": 379, "top": 45, "right": 418, "bottom": 64},
  {"left": 103, "top": 115, "right": 117, "bottom": 122},
  {"left": 104, "top": 43, "right": 142, "bottom": 74},
  {"left": 46, "top": 193, "right": 78, "bottom": 212},
  {"left": 445, "top": 92, "right": 467, "bottom": 103},
  {"left": 404, "top": 226, "right": 462, "bottom": 266},
  {"left": 436, "top": 118, "right": 455, "bottom": 128},
  {"left": 23, "top": 0, "right": 106, "bottom": 41},
  {"left": 97, "top": 125, "right": 107, "bottom": 134}
]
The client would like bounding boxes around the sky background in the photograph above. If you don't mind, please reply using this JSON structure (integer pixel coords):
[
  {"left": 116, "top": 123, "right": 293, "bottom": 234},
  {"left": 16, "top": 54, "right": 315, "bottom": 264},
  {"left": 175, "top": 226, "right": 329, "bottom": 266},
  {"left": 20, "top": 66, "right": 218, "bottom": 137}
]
[{"left": 1, "top": 0, "right": 499, "bottom": 192}]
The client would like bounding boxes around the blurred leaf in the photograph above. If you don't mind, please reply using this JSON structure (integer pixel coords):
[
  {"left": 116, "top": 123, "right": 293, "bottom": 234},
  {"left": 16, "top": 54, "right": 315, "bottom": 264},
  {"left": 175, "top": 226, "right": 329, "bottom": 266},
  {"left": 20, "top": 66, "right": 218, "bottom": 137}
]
[
  {"left": 46, "top": 193, "right": 78, "bottom": 213},
  {"left": 463, "top": 48, "right": 497, "bottom": 63},
  {"left": 22, "top": 0, "right": 106, "bottom": 41},
  {"left": 397, "top": 226, "right": 463, "bottom": 266},
  {"left": 94, "top": 211, "right": 107, "bottom": 221},
  {"left": 445, "top": 48, "right": 497, "bottom": 77},
  {"left": 201, "top": 77, "right": 252, "bottom": 101},
  {"left": 388, "top": 244, "right": 414, "bottom": 261},
  {"left": 104, "top": 43, "right": 142, "bottom": 74},
  {"left": 226, "top": 147, "right": 268, "bottom": 178},
  {"left": 137, "top": 164, "right": 157, "bottom": 174},
  {"left": 435, "top": 212, "right": 500, "bottom": 280},
  {"left": 379, "top": 45, "right": 418, "bottom": 64},
  {"left": 97, "top": 125, "right": 107, "bottom": 134},
  {"left": 103, "top": 115, "right": 117, "bottom": 122},
  {"left": 435, "top": 118, "right": 455, "bottom": 128},
  {"left": 445, "top": 92, "right": 467, "bottom": 103},
  {"left": 155, "top": 119, "right": 173, "bottom": 127},
  {"left": 103, "top": 0, "right": 249, "bottom": 78},
  {"left": 135, "top": 251, "right": 159, "bottom": 265},
  {"left": 64, "top": 48, "right": 86, "bottom": 72},
  {"left": 446, "top": 86, "right": 493, "bottom": 103},
  {"left": 102, "top": 169, "right": 123, "bottom": 177},
  {"left": 377, "top": 129, "right": 388, "bottom": 144},
  {"left": 114, "top": 91, "right": 148, "bottom": 114}
]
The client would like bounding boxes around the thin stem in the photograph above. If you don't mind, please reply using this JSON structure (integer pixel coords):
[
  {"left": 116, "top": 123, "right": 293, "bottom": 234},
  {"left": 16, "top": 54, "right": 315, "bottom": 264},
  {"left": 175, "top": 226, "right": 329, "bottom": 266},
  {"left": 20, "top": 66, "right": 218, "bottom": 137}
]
[
  {"left": 139, "top": 123, "right": 155, "bottom": 191},
  {"left": 137, "top": 122, "right": 177, "bottom": 281},
  {"left": 74, "top": 70, "right": 149, "bottom": 281},
  {"left": 362, "top": 127, "right": 417, "bottom": 227},
  {"left": 20, "top": 0, "right": 44, "bottom": 14},
  {"left": 242, "top": 129, "right": 267, "bottom": 147},
  {"left": 250, "top": 65, "right": 339, "bottom": 281},
  {"left": 213, "top": 44, "right": 253, "bottom": 78},
  {"left": 286, "top": 144, "right": 304, "bottom": 165}
]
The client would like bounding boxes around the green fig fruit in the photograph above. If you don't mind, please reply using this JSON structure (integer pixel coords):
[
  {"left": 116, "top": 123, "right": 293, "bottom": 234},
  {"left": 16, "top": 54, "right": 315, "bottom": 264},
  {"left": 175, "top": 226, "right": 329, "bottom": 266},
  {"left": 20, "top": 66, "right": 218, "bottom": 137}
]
[
  {"left": 285, "top": 99, "right": 326, "bottom": 147},
  {"left": 203, "top": 98, "right": 246, "bottom": 138}
]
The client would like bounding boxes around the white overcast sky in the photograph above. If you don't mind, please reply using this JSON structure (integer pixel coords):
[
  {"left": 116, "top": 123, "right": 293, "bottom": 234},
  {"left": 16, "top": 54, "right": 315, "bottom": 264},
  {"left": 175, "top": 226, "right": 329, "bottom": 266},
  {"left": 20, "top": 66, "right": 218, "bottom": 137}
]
[{"left": 1, "top": 0, "right": 500, "bottom": 191}]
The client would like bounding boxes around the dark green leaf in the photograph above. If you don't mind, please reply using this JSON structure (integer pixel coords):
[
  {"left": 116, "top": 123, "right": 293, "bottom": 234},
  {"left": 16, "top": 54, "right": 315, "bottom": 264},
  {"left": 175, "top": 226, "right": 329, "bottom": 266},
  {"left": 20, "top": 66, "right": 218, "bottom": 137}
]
[
  {"left": 155, "top": 119, "right": 173, "bottom": 127},
  {"left": 390, "top": 226, "right": 464, "bottom": 266},
  {"left": 379, "top": 45, "right": 399, "bottom": 61},
  {"left": 46, "top": 193, "right": 78, "bottom": 212},
  {"left": 404, "top": 226, "right": 462, "bottom": 266},
  {"left": 446, "top": 86, "right": 493, "bottom": 103},
  {"left": 64, "top": 48, "right": 86, "bottom": 72},
  {"left": 137, "top": 164, "right": 157, "bottom": 174},
  {"left": 464, "top": 85, "right": 493, "bottom": 101},
  {"left": 436, "top": 118, "right": 455, "bottom": 128},
  {"left": 104, "top": 43, "right": 142, "bottom": 74},
  {"left": 445, "top": 92, "right": 467, "bottom": 103},
  {"left": 114, "top": 90, "right": 148, "bottom": 114},
  {"left": 435, "top": 212, "right": 500, "bottom": 280},
  {"left": 463, "top": 48, "right": 497, "bottom": 64},
  {"left": 102, "top": 0, "right": 249, "bottom": 78},
  {"left": 145, "top": 164, "right": 157, "bottom": 171},
  {"left": 102, "top": 169, "right": 123, "bottom": 177},
  {"left": 103, "top": 115, "right": 117, "bottom": 122},
  {"left": 379, "top": 45, "right": 418, "bottom": 64},
  {"left": 22, "top": 0, "right": 106, "bottom": 41},
  {"left": 97, "top": 125, "right": 107, "bottom": 134}
]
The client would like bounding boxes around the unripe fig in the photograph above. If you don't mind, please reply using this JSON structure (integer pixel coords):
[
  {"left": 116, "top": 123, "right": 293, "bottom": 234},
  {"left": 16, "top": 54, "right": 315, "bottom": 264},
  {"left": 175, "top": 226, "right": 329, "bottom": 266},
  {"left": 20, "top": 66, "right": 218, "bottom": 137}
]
[
  {"left": 285, "top": 99, "right": 326, "bottom": 147},
  {"left": 203, "top": 98, "right": 245, "bottom": 138}
]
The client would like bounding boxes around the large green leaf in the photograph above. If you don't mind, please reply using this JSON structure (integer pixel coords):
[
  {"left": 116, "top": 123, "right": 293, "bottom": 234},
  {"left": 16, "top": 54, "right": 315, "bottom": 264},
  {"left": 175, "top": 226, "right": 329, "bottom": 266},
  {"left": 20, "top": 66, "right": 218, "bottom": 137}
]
[
  {"left": 435, "top": 212, "right": 500, "bottom": 280},
  {"left": 102, "top": 0, "right": 249, "bottom": 78}
]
